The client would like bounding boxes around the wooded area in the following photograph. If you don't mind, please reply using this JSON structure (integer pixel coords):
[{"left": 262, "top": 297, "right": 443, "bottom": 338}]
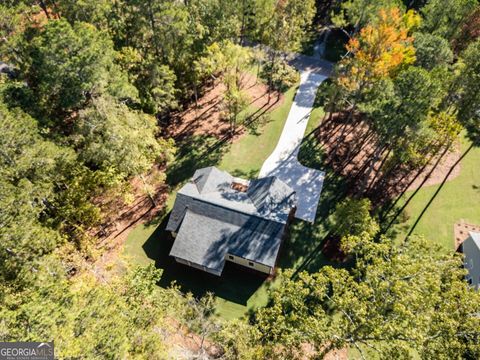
[{"left": 1, "top": 0, "right": 480, "bottom": 359}]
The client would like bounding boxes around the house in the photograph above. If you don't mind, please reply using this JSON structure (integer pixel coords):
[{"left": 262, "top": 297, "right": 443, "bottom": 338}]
[
  {"left": 165, "top": 166, "right": 297, "bottom": 276},
  {"left": 461, "top": 231, "right": 480, "bottom": 290}
]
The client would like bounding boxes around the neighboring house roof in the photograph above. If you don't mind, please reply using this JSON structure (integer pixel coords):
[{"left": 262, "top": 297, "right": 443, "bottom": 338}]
[
  {"left": 462, "top": 231, "right": 480, "bottom": 290},
  {"left": 166, "top": 166, "right": 296, "bottom": 274}
]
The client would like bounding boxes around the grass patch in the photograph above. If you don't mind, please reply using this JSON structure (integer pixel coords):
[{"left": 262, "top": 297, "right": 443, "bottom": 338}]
[
  {"left": 219, "top": 85, "right": 298, "bottom": 178},
  {"left": 392, "top": 135, "right": 480, "bottom": 250}
]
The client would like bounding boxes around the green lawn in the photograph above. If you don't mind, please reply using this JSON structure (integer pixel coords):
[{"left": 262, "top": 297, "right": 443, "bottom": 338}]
[
  {"left": 219, "top": 85, "right": 298, "bottom": 177},
  {"left": 392, "top": 135, "right": 480, "bottom": 250},
  {"left": 123, "top": 216, "right": 271, "bottom": 320}
]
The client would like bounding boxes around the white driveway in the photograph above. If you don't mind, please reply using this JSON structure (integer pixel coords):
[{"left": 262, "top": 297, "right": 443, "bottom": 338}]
[{"left": 259, "top": 68, "right": 330, "bottom": 222}]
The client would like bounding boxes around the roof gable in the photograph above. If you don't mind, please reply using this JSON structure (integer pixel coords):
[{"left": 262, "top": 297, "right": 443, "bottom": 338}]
[
  {"left": 192, "top": 166, "right": 233, "bottom": 194},
  {"left": 248, "top": 176, "right": 296, "bottom": 218},
  {"left": 175, "top": 167, "right": 296, "bottom": 224}
]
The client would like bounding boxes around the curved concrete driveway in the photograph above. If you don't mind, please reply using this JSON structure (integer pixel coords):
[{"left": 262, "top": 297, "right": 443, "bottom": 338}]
[{"left": 259, "top": 59, "right": 331, "bottom": 222}]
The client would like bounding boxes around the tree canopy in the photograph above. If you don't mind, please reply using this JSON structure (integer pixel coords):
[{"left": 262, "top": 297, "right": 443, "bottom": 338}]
[
  {"left": 1, "top": 1, "right": 480, "bottom": 358},
  {"left": 255, "top": 236, "right": 480, "bottom": 359},
  {"left": 18, "top": 19, "right": 136, "bottom": 119}
]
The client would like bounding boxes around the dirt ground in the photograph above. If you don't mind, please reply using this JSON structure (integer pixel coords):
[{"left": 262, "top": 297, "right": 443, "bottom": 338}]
[
  {"left": 166, "top": 320, "right": 348, "bottom": 360},
  {"left": 167, "top": 72, "right": 284, "bottom": 140},
  {"left": 90, "top": 165, "right": 169, "bottom": 276},
  {"left": 317, "top": 113, "right": 462, "bottom": 200},
  {"left": 407, "top": 146, "right": 461, "bottom": 190},
  {"left": 454, "top": 221, "right": 480, "bottom": 250}
]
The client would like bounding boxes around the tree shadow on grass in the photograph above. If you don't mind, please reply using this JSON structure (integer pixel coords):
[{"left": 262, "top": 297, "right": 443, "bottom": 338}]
[
  {"left": 280, "top": 171, "right": 350, "bottom": 276},
  {"left": 166, "top": 135, "right": 229, "bottom": 187},
  {"left": 141, "top": 213, "right": 267, "bottom": 308},
  {"left": 277, "top": 124, "right": 350, "bottom": 276}
]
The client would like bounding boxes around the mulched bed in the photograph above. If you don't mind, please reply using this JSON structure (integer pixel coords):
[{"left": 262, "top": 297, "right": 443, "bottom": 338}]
[
  {"left": 316, "top": 112, "right": 462, "bottom": 203},
  {"left": 166, "top": 72, "right": 284, "bottom": 141},
  {"left": 454, "top": 221, "right": 480, "bottom": 250}
]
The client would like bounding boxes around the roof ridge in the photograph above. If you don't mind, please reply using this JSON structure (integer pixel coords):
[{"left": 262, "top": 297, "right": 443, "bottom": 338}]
[{"left": 189, "top": 193, "right": 287, "bottom": 225}]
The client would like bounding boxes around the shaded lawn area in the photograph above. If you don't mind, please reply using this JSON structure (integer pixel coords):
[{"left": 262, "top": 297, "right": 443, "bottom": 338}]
[
  {"left": 391, "top": 135, "right": 480, "bottom": 250},
  {"left": 218, "top": 85, "right": 298, "bottom": 178},
  {"left": 123, "top": 216, "right": 272, "bottom": 320},
  {"left": 123, "top": 84, "right": 346, "bottom": 319}
]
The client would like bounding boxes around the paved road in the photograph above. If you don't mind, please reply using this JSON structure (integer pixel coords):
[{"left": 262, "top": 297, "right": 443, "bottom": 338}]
[{"left": 259, "top": 49, "right": 332, "bottom": 223}]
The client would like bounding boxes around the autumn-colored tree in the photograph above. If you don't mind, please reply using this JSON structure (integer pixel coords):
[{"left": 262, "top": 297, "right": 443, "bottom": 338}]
[
  {"left": 452, "top": 6, "right": 480, "bottom": 54},
  {"left": 327, "top": 7, "right": 420, "bottom": 162},
  {"left": 337, "top": 7, "right": 419, "bottom": 94}
]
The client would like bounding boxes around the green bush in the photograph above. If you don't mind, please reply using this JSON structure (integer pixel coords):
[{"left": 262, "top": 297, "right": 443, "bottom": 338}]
[{"left": 261, "top": 59, "right": 299, "bottom": 92}]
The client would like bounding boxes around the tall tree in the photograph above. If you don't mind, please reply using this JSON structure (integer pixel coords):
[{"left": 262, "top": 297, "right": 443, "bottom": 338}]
[
  {"left": 337, "top": 8, "right": 418, "bottom": 95},
  {"left": 420, "top": 0, "right": 477, "bottom": 41},
  {"left": 17, "top": 19, "right": 136, "bottom": 120},
  {"left": 255, "top": 236, "right": 480, "bottom": 358},
  {"left": 331, "top": 0, "right": 405, "bottom": 33},
  {"left": 413, "top": 32, "right": 453, "bottom": 70},
  {"left": 0, "top": 102, "right": 70, "bottom": 281},
  {"left": 329, "top": 197, "right": 379, "bottom": 240},
  {"left": 54, "top": 0, "right": 113, "bottom": 29},
  {"left": 73, "top": 96, "right": 175, "bottom": 178},
  {"left": 1, "top": 263, "right": 176, "bottom": 358},
  {"left": 452, "top": 39, "right": 480, "bottom": 143},
  {"left": 452, "top": 6, "right": 480, "bottom": 54},
  {"left": 254, "top": 0, "right": 315, "bottom": 92}
]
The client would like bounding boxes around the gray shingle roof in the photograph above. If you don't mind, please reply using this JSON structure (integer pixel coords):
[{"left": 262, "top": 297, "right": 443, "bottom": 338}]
[
  {"left": 167, "top": 167, "right": 296, "bottom": 230},
  {"left": 166, "top": 167, "right": 296, "bottom": 274},
  {"left": 470, "top": 231, "right": 480, "bottom": 246},
  {"left": 192, "top": 166, "right": 233, "bottom": 194},
  {"left": 170, "top": 208, "right": 285, "bottom": 274},
  {"left": 248, "top": 177, "right": 297, "bottom": 220}
]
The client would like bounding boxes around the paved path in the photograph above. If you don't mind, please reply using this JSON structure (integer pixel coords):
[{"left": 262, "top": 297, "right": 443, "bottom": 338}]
[{"left": 259, "top": 45, "right": 332, "bottom": 223}]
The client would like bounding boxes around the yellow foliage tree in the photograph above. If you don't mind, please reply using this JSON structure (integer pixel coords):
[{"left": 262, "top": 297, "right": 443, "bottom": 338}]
[{"left": 338, "top": 8, "right": 420, "bottom": 92}]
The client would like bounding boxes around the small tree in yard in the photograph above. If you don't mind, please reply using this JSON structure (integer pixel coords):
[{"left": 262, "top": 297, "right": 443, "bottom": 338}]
[
  {"left": 196, "top": 40, "right": 252, "bottom": 137},
  {"left": 324, "top": 197, "right": 379, "bottom": 261},
  {"left": 329, "top": 197, "right": 379, "bottom": 241},
  {"left": 223, "top": 85, "right": 250, "bottom": 137},
  {"left": 259, "top": 59, "right": 299, "bottom": 94}
]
